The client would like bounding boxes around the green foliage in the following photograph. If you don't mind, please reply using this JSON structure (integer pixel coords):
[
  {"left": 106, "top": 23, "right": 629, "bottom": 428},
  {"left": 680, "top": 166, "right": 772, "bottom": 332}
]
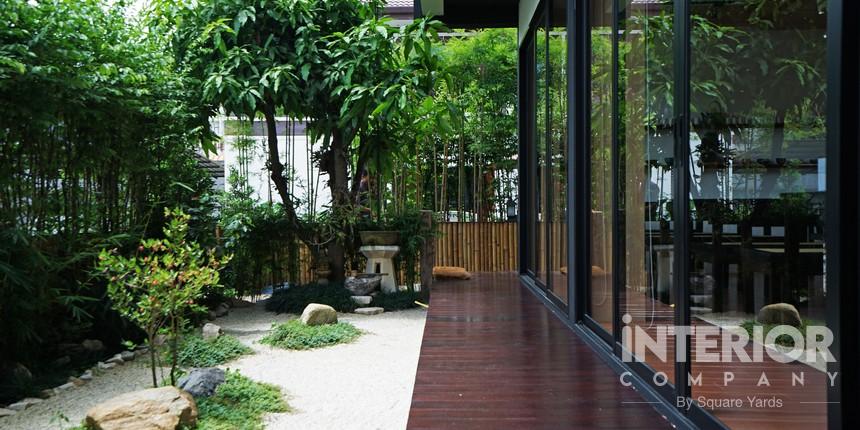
[
  {"left": 371, "top": 290, "right": 428, "bottom": 311},
  {"left": 97, "top": 208, "right": 231, "bottom": 386},
  {"left": 196, "top": 371, "right": 289, "bottom": 430},
  {"left": 264, "top": 283, "right": 357, "bottom": 314},
  {"left": 740, "top": 319, "right": 822, "bottom": 348},
  {"left": 176, "top": 334, "right": 252, "bottom": 368},
  {"left": 260, "top": 320, "right": 361, "bottom": 350},
  {"left": 0, "top": 0, "right": 214, "bottom": 382}
]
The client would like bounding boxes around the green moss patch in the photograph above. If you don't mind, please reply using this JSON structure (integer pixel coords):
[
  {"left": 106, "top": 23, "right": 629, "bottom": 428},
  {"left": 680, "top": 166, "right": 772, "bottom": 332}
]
[
  {"left": 260, "top": 320, "right": 361, "bottom": 350},
  {"left": 176, "top": 334, "right": 252, "bottom": 368},
  {"left": 196, "top": 371, "right": 289, "bottom": 430}
]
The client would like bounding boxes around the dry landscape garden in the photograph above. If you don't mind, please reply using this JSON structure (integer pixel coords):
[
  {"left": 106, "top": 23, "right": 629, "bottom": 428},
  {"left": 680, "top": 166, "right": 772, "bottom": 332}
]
[{"left": 0, "top": 0, "right": 517, "bottom": 429}]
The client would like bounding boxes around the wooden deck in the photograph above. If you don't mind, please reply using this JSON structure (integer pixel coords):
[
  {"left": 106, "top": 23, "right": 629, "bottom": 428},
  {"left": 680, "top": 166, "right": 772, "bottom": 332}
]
[{"left": 407, "top": 272, "right": 673, "bottom": 429}]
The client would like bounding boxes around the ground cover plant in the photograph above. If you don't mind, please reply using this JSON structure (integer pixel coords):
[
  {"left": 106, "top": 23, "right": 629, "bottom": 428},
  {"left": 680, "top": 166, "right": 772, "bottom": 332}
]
[
  {"left": 260, "top": 320, "right": 361, "bottom": 350},
  {"left": 176, "top": 334, "right": 252, "bottom": 368},
  {"left": 196, "top": 371, "right": 289, "bottom": 430},
  {"left": 264, "top": 283, "right": 357, "bottom": 314},
  {"left": 739, "top": 319, "right": 824, "bottom": 348}
]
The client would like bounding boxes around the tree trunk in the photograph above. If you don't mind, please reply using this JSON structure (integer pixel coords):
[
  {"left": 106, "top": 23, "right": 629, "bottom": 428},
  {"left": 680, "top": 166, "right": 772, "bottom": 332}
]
[{"left": 327, "top": 129, "right": 348, "bottom": 283}]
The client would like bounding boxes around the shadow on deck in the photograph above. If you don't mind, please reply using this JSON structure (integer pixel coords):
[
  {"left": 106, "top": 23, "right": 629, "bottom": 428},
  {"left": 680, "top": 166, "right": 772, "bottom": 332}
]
[{"left": 407, "top": 272, "right": 672, "bottom": 429}]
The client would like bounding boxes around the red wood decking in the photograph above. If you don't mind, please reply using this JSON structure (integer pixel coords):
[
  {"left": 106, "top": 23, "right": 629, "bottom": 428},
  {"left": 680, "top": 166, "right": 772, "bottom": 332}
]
[{"left": 407, "top": 272, "right": 673, "bottom": 429}]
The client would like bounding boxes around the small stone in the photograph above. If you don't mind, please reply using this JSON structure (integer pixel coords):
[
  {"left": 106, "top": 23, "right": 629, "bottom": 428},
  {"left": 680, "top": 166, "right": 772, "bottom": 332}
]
[
  {"left": 351, "top": 295, "right": 372, "bottom": 306},
  {"left": 0, "top": 408, "right": 17, "bottom": 417},
  {"left": 80, "top": 371, "right": 93, "bottom": 381},
  {"left": 69, "top": 376, "right": 86, "bottom": 386},
  {"left": 82, "top": 339, "right": 105, "bottom": 352},
  {"left": 202, "top": 323, "right": 222, "bottom": 340},
  {"left": 39, "top": 389, "right": 54, "bottom": 399},
  {"left": 98, "top": 362, "right": 117, "bottom": 370},
  {"left": 300, "top": 303, "right": 338, "bottom": 326},
  {"left": 354, "top": 307, "right": 384, "bottom": 315},
  {"left": 106, "top": 354, "right": 124, "bottom": 365},
  {"left": 9, "top": 398, "right": 42, "bottom": 411},
  {"left": 50, "top": 356, "right": 71, "bottom": 367},
  {"left": 135, "top": 347, "right": 150, "bottom": 358},
  {"left": 56, "top": 382, "right": 76, "bottom": 391},
  {"left": 120, "top": 351, "right": 136, "bottom": 362}
]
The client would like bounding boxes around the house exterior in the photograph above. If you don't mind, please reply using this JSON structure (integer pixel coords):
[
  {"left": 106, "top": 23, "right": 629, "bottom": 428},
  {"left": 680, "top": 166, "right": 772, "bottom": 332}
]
[{"left": 415, "top": 1, "right": 860, "bottom": 429}]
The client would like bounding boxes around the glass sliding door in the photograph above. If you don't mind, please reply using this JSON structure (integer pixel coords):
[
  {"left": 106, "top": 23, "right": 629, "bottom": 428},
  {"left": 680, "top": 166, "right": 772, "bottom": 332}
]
[
  {"left": 535, "top": 12, "right": 549, "bottom": 287},
  {"left": 548, "top": 0, "right": 568, "bottom": 305},
  {"left": 618, "top": 0, "right": 676, "bottom": 385},
  {"left": 686, "top": 1, "right": 829, "bottom": 428},
  {"left": 587, "top": 0, "right": 614, "bottom": 334}
]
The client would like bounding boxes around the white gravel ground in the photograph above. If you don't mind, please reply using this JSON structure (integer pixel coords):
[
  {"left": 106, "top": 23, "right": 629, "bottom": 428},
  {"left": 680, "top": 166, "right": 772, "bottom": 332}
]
[
  {"left": 221, "top": 304, "right": 427, "bottom": 430},
  {"left": 1, "top": 303, "right": 427, "bottom": 430}
]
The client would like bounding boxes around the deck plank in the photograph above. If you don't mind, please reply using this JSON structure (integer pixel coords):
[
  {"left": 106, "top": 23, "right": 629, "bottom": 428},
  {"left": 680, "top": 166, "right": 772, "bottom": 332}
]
[{"left": 407, "top": 272, "right": 673, "bottom": 429}]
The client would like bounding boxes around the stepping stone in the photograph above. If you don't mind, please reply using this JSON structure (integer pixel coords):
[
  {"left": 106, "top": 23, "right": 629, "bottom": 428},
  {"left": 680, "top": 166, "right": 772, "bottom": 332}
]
[
  {"left": 354, "top": 307, "right": 384, "bottom": 315},
  {"left": 351, "top": 296, "right": 372, "bottom": 306},
  {"left": 8, "top": 398, "right": 42, "bottom": 411}
]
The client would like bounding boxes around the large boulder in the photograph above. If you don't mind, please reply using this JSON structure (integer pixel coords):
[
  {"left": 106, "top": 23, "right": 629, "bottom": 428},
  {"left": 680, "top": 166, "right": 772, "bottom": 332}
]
[
  {"left": 300, "top": 303, "right": 337, "bottom": 326},
  {"left": 178, "top": 368, "right": 225, "bottom": 398},
  {"left": 85, "top": 386, "right": 197, "bottom": 430},
  {"left": 757, "top": 303, "right": 802, "bottom": 327},
  {"left": 345, "top": 275, "right": 382, "bottom": 296}
]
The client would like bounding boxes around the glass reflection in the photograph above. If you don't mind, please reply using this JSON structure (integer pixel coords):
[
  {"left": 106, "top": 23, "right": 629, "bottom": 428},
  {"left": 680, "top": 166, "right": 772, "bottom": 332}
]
[
  {"left": 687, "top": 2, "right": 828, "bottom": 429},
  {"left": 619, "top": 0, "right": 676, "bottom": 383},
  {"left": 588, "top": 0, "right": 614, "bottom": 330}
]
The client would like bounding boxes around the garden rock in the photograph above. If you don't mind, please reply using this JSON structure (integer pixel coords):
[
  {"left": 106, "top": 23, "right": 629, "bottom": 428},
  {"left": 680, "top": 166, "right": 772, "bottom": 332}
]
[
  {"left": 80, "top": 370, "right": 93, "bottom": 381},
  {"left": 10, "top": 363, "right": 32, "bottom": 381},
  {"left": 177, "top": 368, "right": 225, "bottom": 398},
  {"left": 300, "top": 303, "right": 338, "bottom": 326},
  {"left": 202, "top": 323, "right": 222, "bottom": 340},
  {"left": 105, "top": 354, "right": 124, "bottom": 365},
  {"left": 8, "top": 398, "right": 42, "bottom": 411},
  {"left": 56, "top": 382, "right": 75, "bottom": 391},
  {"left": 354, "top": 307, "right": 384, "bottom": 316},
  {"left": 39, "top": 389, "right": 55, "bottom": 398},
  {"left": 50, "top": 355, "right": 71, "bottom": 367},
  {"left": 0, "top": 408, "right": 16, "bottom": 418},
  {"left": 82, "top": 339, "right": 105, "bottom": 352},
  {"left": 69, "top": 376, "right": 86, "bottom": 386},
  {"left": 85, "top": 386, "right": 197, "bottom": 430},
  {"left": 98, "top": 362, "right": 117, "bottom": 370},
  {"left": 214, "top": 303, "right": 230, "bottom": 317},
  {"left": 757, "top": 303, "right": 802, "bottom": 327},
  {"left": 351, "top": 295, "right": 373, "bottom": 306},
  {"left": 345, "top": 275, "right": 382, "bottom": 296},
  {"left": 120, "top": 350, "right": 136, "bottom": 362},
  {"left": 207, "top": 310, "right": 217, "bottom": 321}
]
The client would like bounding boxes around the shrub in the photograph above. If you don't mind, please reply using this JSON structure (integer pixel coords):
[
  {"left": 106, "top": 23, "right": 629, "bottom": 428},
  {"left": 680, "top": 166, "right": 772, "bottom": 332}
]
[
  {"left": 264, "top": 283, "right": 356, "bottom": 314},
  {"left": 260, "top": 320, "right": 361, "bottom": 350},
  {"left": 739, "top": 319, "right": 822, "bottom": 348},
  {"left": 371, "top": 290, "right": 428, "bottom": 311},
  {"left": 97, "top": 208, "right": 232, "bottom": 386},
  {"left": 176, "top": 334, "right": 252, "bottom": 368},
  {"left": 197, "top": 371, "right": 289, "bottom": 430}
]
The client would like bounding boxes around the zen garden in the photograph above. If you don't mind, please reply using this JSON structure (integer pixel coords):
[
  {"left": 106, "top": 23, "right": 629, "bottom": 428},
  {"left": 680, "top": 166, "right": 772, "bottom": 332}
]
[{"left": 0, "top": 1, "right": 517, "bottom": 429}]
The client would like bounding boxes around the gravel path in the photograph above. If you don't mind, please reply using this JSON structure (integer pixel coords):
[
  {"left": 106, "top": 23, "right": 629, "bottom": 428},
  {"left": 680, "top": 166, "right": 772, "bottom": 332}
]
[
  {"left": 1, "top": 360, "right": 159, "bottom": 430},
  {"left": 220, "top": 304, "right": 427, "bottom": 430},
  {"left": 1, "top": 303, "right": 427, "bottom": 430}
]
